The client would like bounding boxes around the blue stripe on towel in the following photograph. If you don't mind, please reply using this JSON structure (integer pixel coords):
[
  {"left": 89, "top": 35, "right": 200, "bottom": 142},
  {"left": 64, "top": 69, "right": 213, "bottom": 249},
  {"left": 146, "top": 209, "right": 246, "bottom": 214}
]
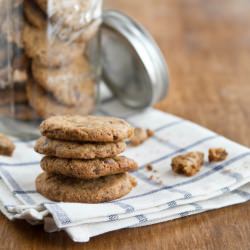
[
  {"left": 135, "top": 214, "right": 148, "bottom": 224},
  {"left": 139, "top": 135, "right": 218, "bottom": 169},
  {"left": 0, "top": 168, "right": 35, "bottom": 205},
  {"left": 46, "top": 204, "right": 72, "bottom": 225}
]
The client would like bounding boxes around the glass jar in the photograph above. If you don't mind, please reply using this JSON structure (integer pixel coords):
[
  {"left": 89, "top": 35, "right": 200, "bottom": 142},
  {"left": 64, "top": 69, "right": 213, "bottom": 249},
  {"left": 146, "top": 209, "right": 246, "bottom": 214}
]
[{"left": 0, "top": 0, "right": 102, "bottom": 138}]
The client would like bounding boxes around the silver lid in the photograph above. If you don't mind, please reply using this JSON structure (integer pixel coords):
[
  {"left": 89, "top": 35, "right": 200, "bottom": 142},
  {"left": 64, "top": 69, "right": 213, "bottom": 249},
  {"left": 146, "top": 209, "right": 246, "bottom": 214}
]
[{"left": 101, "top": 10, "right": 169, "bottom": 109}]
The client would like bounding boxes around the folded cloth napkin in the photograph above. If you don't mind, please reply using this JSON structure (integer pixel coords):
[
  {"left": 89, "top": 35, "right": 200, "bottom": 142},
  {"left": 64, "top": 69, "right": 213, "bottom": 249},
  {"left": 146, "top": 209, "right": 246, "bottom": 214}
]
[{"left": 0, "top": 99, "right": 250, "bottom": 242}]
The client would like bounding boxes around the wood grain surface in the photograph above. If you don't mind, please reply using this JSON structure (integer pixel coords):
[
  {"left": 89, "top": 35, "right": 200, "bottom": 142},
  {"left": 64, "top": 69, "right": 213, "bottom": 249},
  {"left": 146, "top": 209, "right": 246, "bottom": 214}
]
[{"left": 1, "top": 0, "right": 250, "bottom": 249}]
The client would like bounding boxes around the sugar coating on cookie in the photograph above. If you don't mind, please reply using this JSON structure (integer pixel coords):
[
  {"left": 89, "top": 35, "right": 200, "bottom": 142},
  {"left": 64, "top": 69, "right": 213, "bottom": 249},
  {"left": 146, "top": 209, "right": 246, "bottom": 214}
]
[
  {"left": 35, "top": 136, "right": 127, "bottom": 159},
  {"left": 40, "top": 115, "right": 134, "bottom": 142},
  {"left": 40, "top": 155, "right": 138, "bottom": 179},
  {"left": 36, "top": 172, "right": 137, "bottom": 203},
  {"left": 0, "top": 133, "right": 15, "bottom": 156}
]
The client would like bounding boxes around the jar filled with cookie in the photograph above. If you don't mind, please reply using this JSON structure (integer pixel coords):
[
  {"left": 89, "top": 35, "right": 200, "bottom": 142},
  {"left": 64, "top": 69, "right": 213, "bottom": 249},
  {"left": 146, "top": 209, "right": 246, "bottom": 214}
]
[
  {"left": 0, "top": 1, "right": 169, "bottom": 139},
  {"left": 0, "top": 0, "right": 102, "bottom": 138}
]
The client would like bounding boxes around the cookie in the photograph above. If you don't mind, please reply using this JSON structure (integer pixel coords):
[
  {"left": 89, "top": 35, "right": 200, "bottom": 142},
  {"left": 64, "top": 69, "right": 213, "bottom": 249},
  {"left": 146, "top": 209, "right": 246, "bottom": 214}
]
[
  {"left": 24, "top": 0, "right": 47, "bottom": 29},
  {"left": 35, "top": 136, "right": 126, "bottom": 159},
  {"left": 130, "top": 127, "right": 155, "bottom": 146},
  {"left": 36, "top": 172, "right": 137, "bottom": 203},
  {"left": 22, "top": 23, "right": 85, "bottom": 67},
  {"left": 32, "top": 57, "right": 95, "bottom": 106},
  {"left": 208, "top": 148, "right": 228, "bottom": 162},
  {"left": 26, "top": 79, "right": 94, "bottom": 119},
  {"left": 40, "top": 115, "right": 134, "bottom": 142},
  {"left": 35, "top": 0, "right": 93, "bottom": 30},
  {"left": 0, "top": 87, "right": 28, "bottom": 105},
  {"left": 0, "top": 133, "right": 15, "bottom": 156},
  {"left": 171, "top": 152, "right": 204, "bottom": 177},
  {"left": 40, "top": 155, "right": 138, "bottom": 179}
]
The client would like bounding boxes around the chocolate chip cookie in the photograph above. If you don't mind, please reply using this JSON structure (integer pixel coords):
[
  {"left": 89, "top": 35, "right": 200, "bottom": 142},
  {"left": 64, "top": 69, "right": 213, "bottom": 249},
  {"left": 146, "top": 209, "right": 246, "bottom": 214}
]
[
  {"left": 40, "top": 115, "right": 134, "bottom": 142},
  {"left": 22, "top": 23, "right": 85, "bottom": 67},
  {"left": 35, "top": 136, "right": 126, "bottom": 159},
  {"left": 40, "top": 156, "right": 138, "bottom": 179},
  {"left": 32, "top": 56, "right": 95, "bottom": 106},
  {"left": 36, "top": 172, "right": 137, "bottom": 203},
  {"left": 26, "top": 79, "right": 94, "bottom": 118},
  {"left": 0, "top": 133, "right": 15, "bottom": 156}
]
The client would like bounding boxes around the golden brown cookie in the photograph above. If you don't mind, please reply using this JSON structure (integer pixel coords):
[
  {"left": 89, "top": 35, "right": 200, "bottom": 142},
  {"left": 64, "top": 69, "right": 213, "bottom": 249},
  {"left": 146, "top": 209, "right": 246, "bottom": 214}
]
[
  {"left": 24, "top": 0, "right": 47, "bottom": 29},
  {"left": 40, "top": 156, "right": 138, "bottom": 179},
  {"left": 35, "top": 136, "right": 126, "bottom": 159},
  {"left": 22, "top": 23, "right": 85, "bottom": 67},
  {"left": 36, "top": 172, "right": 137, "bottom": 203},
  {"left": 208, "top": 148, "right": 228, "bottom": 162},
  {"left": 26, "top": 79, "right": 94, "bottom": 119},
  {"left": 171, "top": 152, "right": 204, "bottom": 177},
  {"left": 0, "top": 133, "right": 15, "bottom": 156},
  {"left": 40, "top": 115, "right": 134, "bottom": 142},
  {"left": 32, "top": 57, "right": 95, "bottom": 106}
]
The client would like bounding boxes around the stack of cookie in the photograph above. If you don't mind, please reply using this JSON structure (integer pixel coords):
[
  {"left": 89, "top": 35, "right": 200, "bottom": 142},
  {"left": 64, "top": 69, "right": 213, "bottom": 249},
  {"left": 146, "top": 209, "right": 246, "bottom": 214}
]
[
  {"left": 21, "top": 0, "right": 100, "bottom": 119},
  {"left": 0, "top": 1, "right": 33, "bottom": 120},
  {"left": 35, "top": 115, "right": 138, "bottom": 203}
]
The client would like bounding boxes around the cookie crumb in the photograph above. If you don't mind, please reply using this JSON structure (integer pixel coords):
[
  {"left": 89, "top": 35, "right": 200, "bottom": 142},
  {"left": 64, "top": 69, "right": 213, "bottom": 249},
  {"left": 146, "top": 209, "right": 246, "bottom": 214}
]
[
  {"left": 146, "top": 164, "right": 153, "bottom": 171},
  {"left": 146, "top": 129, "right": 155, "bottom": 137},
  {"left": 130, "top": 127, "right": 154, "bottom": 146},
  {"left": 171, "top": 151, "right": 204, "bottom": 177},
  {"left": 149, "top": 175, "right": 154, "bottom": 180},
  {"left": 0, "top": 133, "right": 15, "bottom": 156},
  {"left": 209, "top": 148, "right": 228, "bottom": 162}
]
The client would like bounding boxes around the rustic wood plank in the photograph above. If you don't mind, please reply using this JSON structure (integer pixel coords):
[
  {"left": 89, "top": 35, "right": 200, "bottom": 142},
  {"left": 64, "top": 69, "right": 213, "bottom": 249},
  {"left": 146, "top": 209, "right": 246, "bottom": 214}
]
[{"left": 1, "top": 0, "right": 250, "bottom": 249}]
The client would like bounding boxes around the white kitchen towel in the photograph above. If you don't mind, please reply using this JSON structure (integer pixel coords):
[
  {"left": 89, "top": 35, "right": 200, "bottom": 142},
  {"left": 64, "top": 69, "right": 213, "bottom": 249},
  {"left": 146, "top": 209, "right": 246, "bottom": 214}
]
[
  {"left": 1, "top": 177, "right": 250, "bottom": 243},
  {"left": 0, "top": 100, "right": 250, "bottom": 242}
]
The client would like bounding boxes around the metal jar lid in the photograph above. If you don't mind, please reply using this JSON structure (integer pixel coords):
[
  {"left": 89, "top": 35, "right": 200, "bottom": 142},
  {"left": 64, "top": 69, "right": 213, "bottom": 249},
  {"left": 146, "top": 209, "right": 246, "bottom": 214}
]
[{"left": 100, "top": 10, "right": 169, "bottom": 109}]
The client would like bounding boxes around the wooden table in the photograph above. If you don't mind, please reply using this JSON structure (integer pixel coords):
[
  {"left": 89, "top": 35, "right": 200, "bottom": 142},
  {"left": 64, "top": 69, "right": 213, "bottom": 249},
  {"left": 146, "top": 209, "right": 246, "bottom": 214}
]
[{"left": 1, "top": 0, "right": 250, "bottom": 249}]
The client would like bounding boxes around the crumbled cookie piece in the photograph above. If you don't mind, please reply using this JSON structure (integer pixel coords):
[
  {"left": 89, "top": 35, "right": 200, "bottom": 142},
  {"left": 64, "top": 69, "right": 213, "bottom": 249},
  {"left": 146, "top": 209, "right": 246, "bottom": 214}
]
[
  {"left": 171, "top": 152, "right": 204, "bottom": 177},
  {"left": 146, "top": 129, "right": 155, "bottom": 137},
  {"left": 0, "top": 133, "right": 15, "bottom": 156},
  {"left": 148, "top": 174, "right": 163, "bottom": 185},
  {"left": 209, "top": 148, "right": 228, "bottom": 162},
  {"left": 146, "top": 164, "right": 153, "bottom": 171},
  {"left": 130, "top": 127, "right": 155, "bottom": 146}
]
